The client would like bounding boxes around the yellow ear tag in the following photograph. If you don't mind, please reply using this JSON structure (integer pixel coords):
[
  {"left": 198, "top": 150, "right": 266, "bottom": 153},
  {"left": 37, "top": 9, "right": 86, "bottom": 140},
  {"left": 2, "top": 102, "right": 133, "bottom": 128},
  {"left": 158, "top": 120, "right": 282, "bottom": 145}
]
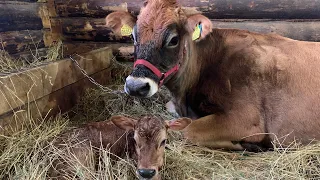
[
  {"left": 120, "top": 24, "right": 133, "bottom": 37},
  {"left": 192, "top": 24, "right": 202, "bottom": 41}
]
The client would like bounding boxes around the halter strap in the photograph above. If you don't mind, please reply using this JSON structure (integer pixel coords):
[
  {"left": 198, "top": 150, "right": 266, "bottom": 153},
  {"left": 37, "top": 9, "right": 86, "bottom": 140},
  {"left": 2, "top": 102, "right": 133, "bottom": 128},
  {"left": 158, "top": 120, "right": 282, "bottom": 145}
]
[{"left": 134, "top": 59, "right": 180, "bottom": 87}]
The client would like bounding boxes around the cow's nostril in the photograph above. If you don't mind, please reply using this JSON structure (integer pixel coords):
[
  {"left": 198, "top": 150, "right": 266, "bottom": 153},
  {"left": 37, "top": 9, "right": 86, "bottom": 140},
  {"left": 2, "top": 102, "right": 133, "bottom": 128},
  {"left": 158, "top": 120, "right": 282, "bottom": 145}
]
[
  {"left": 138, "top": 169, "right": 156, "bottom": 179},
  {"left": 125, "top": 79, "right": 150, "bottom": 97},
  {"left": 139, "top": 83, "right": 150, "bottom": 95}
]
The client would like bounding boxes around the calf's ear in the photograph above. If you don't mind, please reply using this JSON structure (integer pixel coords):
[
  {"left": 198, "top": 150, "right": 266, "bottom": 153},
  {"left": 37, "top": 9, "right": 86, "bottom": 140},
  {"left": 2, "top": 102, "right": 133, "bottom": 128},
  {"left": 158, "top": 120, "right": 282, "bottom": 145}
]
[
  {"left": 110, "top": 115, "right": 136, "bottom": 131},
  {"left": 166, "top": 118, "right": 192, "bottom": 131},
  {"left": 185, "top": 14, "right": 213, "bottom": 42},
  {"left": 105, "top": 11, "right": 137, "bottom": 37}
]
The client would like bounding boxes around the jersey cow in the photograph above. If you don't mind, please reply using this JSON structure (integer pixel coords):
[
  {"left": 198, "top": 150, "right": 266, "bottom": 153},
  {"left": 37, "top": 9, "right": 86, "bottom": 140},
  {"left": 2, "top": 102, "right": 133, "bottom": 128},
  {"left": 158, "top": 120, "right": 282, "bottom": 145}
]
[
  {"left": 105, "top": 0, "right": 320, "bottom": 151},
  {"left": 50, "top": 115, "right": 190, "bottom": 180}
]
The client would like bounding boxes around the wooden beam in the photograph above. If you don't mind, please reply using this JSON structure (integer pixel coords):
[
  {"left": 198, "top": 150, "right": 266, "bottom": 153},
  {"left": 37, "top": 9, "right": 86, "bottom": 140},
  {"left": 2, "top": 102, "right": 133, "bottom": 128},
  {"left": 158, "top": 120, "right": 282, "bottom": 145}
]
[
  {"left": 213, "top": 19, "right": 320, "bottom": 42},
  {"left": 0, "top": 68, "right": 112, "bottom": 134},
  {"left": 62, "top": 41, "right": 111, "bottom": 56},
  {"left": 0, "top": 47, "right": 113, "bottom": 123},
  {"left": 54, "top": 0, "right": 320, "bottom": 19},
  {"left": 0, "top": 2, "right": 43, "bottom": 32},
  {"left": 54, "top": 0, "right": 135, "bottom": 18},
  {"left": 53, "top": 17, "right": 320, "bottom": 42},
  {"left": 10, "top": 47, "right": 50, "bottom": 62},
  {"left": 0, "top": 30, "right": 45, "bottom": 54},
  {"left": 50, "top": 18, "right": 132, "bottom": 42}
]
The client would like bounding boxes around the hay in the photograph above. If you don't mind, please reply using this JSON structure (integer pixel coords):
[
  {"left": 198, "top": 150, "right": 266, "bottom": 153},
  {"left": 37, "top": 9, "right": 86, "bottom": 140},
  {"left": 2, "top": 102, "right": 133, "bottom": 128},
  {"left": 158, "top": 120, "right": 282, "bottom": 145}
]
[
  {"left": 0, "top": 41, "right": 63, "bottom": 74},
  {"left": 0, "top": 51, "right": 319, "bottom": 180}
]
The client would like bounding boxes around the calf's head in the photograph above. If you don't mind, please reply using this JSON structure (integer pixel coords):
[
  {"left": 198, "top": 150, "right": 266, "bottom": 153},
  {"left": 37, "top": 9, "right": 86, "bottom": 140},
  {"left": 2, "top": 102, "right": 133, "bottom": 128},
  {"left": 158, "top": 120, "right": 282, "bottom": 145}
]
[
  {"left": 111, "top": 115, "right": 191, "bottom": 180},
  {"left": 106, "top": 0, "right": 213, "bottom": 98}
]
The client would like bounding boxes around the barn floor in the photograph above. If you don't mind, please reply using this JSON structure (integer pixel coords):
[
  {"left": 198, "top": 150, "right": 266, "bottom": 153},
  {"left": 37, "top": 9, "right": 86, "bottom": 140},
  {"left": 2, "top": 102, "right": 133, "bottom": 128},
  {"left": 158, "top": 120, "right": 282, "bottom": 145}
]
[{"left": 0, "top": 52, "right": 319, "bottom": 180}]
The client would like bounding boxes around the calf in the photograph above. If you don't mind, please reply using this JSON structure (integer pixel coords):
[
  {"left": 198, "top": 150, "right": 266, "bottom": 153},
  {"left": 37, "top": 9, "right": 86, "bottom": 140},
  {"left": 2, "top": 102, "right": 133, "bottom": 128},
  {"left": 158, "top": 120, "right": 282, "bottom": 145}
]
[
  {"left": 105, "top": 0, "right": 320, "bottom": 151},
  {"left": 49, "top": 115, "right": 191, "bottom": 180}
]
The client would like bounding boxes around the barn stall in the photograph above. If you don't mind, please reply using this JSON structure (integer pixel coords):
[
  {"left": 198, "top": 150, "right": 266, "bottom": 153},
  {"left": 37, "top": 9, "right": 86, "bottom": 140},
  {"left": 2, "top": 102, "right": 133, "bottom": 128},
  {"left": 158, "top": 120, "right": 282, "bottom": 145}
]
[{"left": 0, "top": 0, "right": 320, "bottom": 179}]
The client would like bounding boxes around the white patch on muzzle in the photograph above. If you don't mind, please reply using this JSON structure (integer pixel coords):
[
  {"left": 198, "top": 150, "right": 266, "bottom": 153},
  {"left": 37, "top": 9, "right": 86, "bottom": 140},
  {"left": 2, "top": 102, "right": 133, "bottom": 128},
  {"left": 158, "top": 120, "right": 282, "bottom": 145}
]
[{"left": 125, "top": 76, "right": 159, "bottom": 97}]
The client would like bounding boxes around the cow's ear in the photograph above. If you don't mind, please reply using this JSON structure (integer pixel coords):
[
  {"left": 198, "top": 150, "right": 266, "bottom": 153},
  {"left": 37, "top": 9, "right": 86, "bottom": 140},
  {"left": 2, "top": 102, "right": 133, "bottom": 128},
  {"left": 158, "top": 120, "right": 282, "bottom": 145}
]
[
  {"left": 166, "top": 118, "right": 192, "bottom": 131},
  {"left": 105, "top": 11, "right": 137, "bottom": 37},
  {"left": 110, "top": 115, "right": 136, "bottom": 131},
  {"left": 185, "top": 14, "right": 213, "bottom": 42}
]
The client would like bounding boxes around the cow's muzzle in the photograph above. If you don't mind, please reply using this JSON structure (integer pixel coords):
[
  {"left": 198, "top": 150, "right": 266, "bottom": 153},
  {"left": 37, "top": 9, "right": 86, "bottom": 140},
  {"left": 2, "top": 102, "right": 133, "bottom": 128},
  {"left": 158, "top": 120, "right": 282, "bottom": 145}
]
[
  {"left": 124, "top": 76, "right": 158, "bottom": 97},
  {"left": 124, "top": 59, "right": 180, "bottom": 97}
]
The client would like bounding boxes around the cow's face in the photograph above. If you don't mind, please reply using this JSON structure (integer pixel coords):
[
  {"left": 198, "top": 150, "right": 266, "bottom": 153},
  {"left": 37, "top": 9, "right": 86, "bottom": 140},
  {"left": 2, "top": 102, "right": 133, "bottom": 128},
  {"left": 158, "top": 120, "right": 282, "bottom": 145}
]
[
  {"left": 106, "top": 0, "right": 213, "bottom": 98},
  {"left": 111, "top": 115, "right": 191, "bottom": 180}
]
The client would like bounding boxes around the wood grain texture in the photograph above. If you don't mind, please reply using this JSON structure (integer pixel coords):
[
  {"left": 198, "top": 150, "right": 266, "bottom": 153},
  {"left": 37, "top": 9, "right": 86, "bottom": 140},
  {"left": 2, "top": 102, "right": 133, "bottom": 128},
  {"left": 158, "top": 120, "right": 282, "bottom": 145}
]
[
  {"left": 50, "top": 18, "right": 132, "bottom": 42},
  {"left": 0, "top": 68, "right": 111, "bottom": 134},
  {"left": 53, "top": 0, "right": 320, "bottom": 19},
  {"left": 0, "top": 30, "right": 45, "bottom": 54},
  {"left": 0, "top": 1, "right": 43, "bottom": 32},
  {"left": 53, "top": 18, "right": 320, "bottom": 42},
  {"left": 213, "top": 19, "right": 320, "bottom": 42},
  {"left": 0, "top": 47, "right": 113, "bottom": 123}
]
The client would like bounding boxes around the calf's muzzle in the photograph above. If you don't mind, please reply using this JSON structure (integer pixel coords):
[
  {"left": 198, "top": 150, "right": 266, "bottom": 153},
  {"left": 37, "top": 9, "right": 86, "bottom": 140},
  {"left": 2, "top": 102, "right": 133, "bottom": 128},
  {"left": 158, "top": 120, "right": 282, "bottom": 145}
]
[{"left": 138, "top": 168, "right": 156, "bottom": 179}]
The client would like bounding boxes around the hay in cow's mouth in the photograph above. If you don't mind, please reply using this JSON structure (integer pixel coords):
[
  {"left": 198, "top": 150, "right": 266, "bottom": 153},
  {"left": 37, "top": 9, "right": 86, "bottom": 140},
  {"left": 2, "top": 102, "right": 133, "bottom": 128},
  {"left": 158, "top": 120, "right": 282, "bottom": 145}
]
[{"left": 0, "top": 58, "right": 319, "bottom": 180}]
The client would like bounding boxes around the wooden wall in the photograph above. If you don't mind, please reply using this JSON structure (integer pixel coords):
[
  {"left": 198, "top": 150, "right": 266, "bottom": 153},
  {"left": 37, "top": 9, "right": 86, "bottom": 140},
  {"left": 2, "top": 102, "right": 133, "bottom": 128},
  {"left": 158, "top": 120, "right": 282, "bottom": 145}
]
[
  {"left": 49, "top": 0, "right": 320, "bottom": 43},
  {"left": 2, "top": 0, "right": 320, "bottom": 62},
  {"left": 0, "top": 0, "right": 50, "bottom": 61}
]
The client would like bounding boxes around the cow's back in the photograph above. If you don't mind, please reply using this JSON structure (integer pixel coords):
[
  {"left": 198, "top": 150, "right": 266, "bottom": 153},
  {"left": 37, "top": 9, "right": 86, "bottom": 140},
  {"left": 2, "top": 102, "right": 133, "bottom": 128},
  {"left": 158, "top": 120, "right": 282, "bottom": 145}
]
[{"left": 222, "top": 29, "right": 320, "bottom": 144}]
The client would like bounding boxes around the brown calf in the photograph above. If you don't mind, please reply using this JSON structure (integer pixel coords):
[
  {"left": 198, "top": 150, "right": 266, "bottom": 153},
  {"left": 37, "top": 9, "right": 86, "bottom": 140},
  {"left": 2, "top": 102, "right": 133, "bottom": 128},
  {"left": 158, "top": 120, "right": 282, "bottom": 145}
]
[
  {"left": 105, "top": 0, "right": 320, "bottom": 151},
  {"left": 49, "top": 115, "right": 190, "bottom": 180}
]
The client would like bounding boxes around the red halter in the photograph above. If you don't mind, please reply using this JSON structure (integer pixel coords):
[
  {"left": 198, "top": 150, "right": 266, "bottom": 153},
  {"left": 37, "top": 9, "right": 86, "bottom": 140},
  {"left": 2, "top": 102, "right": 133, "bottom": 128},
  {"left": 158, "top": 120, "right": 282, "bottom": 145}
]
[{"left": 133, "top": 59, "right": 180, "bottom": 87}]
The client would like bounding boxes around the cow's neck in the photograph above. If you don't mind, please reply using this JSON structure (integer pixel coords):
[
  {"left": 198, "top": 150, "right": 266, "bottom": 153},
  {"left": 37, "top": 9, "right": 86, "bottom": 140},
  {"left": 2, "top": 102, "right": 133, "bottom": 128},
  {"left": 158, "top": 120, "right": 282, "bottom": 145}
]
[{"left": 165, "top": 30, "right": 225, "bottom": 117}]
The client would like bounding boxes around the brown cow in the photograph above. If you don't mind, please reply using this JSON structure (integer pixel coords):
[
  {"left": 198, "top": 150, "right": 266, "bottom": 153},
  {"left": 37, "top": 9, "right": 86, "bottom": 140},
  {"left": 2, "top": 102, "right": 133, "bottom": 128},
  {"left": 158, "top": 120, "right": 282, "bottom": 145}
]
[
  {"left": 105, "top": 0, "right": 320, "bottom": 151},
  {"left": 49, "top": 115, "right": 191, "bottom": 180}
]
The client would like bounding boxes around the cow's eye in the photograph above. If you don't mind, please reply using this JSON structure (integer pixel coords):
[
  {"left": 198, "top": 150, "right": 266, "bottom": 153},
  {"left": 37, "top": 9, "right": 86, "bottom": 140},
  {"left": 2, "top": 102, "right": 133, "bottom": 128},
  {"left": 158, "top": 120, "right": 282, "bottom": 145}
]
[
  {"left": 167, "top": 36, "right": 179, "bottom": 48},
  {"left": 160, "top": 139, "right": 167, "bottom": 147}
]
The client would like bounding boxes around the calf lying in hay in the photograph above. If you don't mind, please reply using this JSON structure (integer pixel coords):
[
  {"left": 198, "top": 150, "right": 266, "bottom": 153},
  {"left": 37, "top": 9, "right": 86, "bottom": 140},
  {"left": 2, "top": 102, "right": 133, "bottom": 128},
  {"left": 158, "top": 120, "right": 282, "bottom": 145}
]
[{"left": 49, "top": 114, "right": 191, "bottom": 180}]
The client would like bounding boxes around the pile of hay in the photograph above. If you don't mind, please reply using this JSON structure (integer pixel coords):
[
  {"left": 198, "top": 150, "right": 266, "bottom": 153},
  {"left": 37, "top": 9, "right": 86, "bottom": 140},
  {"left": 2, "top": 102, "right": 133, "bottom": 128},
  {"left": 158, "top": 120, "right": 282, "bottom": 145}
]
[{"left": 0, "top": 83, "right": 319, "bottom": 180}]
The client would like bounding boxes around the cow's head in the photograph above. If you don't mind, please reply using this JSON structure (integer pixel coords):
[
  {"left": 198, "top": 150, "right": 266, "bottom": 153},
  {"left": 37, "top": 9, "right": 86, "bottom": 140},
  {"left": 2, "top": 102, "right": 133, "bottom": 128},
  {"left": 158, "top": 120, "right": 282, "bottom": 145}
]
[
  {"left": 106, "top": 0, "right": 213, "bottom": 98},
  {"left": 111, "top": 115, "right": 191, "bottom": 180}
]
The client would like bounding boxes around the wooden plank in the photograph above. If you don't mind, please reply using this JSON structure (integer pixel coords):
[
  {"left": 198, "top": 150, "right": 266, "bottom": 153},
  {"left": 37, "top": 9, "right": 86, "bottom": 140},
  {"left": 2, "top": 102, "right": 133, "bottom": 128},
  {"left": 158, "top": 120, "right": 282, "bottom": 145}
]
[
  {"left": 51, "top": 18, "right": 132, "bottom": 42},
  {"left": 212, "top": 20, "right": 320, "bottom": 42},
  {"left": 54, "top": 17, "right": 320, "bottom": 42},
  {"left": 0, "top": 1, "right": 43, "bottom": 32},
  {"left": 0, "top": 30, "right": 45, "bottom": 54},
  {"left": 0, "top": 68, "right": 111, "bottom": 135},
  {"left": 0, "top": 47, "right": 113, "bottom": 120},
  {"left": 62, "top": 41, "right": 111, "bottom": 56},
  {"left": 54, "top": 0, "right": 320, "bottom": 19},
  {"left": 4, "top": 0, "right": 39, "bottom": 2},
  {"left": 10, "top": 47, "right": 50, "bottom": 62},
  {"left": 54, "top": 0, "right": 135, "bottom": 18}
]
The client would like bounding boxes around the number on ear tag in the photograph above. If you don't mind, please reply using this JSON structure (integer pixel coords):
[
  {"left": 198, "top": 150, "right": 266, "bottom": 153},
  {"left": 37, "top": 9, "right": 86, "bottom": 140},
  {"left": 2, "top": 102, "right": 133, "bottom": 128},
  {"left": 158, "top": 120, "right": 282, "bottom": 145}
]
[
  {"left": 121, "top": 24, "right": 133, "bottom": 37},
  {"left": 192, "top": 24, "right": 202, "bottom": 41}
]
